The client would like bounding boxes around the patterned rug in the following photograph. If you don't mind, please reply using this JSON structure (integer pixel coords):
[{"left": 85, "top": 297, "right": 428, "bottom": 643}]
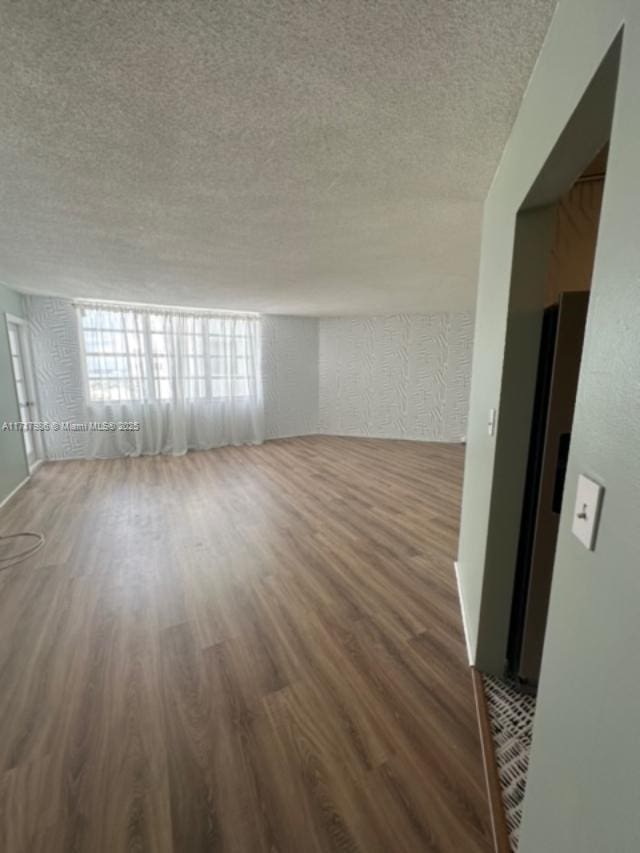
[{"left": 482, "top": 675, "right": 537, "bottom": 851}]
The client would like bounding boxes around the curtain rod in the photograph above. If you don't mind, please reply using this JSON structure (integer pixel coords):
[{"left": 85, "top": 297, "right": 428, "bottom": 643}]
[{"left": 72, "top": 297, "right": 260, "bottom": 316}]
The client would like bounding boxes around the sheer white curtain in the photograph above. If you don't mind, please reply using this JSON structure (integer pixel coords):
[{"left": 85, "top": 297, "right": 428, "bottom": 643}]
[{"left": 77, "top": 303, "right": 264, "bottom": 457}]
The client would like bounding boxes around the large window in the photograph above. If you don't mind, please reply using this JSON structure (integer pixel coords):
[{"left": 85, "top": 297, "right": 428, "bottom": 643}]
[{"left": 79, "top": 304, "right": 259, "bottom": 404}]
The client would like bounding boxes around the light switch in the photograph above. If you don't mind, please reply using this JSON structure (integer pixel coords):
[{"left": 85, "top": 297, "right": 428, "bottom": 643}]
[
  {"left": 488, "top": 408, "right": 497, "bottom": 436},
  {"left": 571, "top": 475, "right": 604, "bottom": 551}
]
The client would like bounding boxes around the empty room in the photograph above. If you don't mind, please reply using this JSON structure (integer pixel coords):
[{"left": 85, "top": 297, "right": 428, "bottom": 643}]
[{"left": 1, "top": 2, "right": 639, "bottom": 852}]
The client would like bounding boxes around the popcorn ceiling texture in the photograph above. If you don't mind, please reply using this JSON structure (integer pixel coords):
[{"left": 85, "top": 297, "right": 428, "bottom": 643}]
[{"left": 0, "top": 1, "right": 556, "bottom": 315}]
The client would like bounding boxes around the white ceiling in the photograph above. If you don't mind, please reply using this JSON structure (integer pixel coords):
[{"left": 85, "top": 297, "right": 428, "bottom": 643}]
[{"left": 0, "top": 1, "right": 557, "bottom": 316}]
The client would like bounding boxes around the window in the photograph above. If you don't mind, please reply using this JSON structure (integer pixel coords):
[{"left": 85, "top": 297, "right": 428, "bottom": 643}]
[{"left": 79, "top": 304, "right": 259, "bottom": 403}]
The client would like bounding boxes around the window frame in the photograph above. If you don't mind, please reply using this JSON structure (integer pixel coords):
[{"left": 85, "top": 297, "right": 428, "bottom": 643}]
[{"left": 78, "top": 305, "right": 256, "bottom": 405}]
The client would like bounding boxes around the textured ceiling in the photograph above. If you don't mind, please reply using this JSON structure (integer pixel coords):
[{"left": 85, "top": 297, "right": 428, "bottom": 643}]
[{"left": 0, "top": 1, "right": 557, "bottom": 316}]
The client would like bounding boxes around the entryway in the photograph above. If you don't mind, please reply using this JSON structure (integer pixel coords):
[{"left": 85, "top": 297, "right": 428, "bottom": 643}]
[
  {"left": 6, "top": 314, "right": 41, "bottom": 470},
  {"left": 466, "top": 29, "right": 623, "bottom": 852}
]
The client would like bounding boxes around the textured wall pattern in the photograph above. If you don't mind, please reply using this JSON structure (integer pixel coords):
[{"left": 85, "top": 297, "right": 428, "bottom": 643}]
[
  {"left": 26, "top": 298, "right": 319, "bottom": 457},
  {"left": 26, "top": 296, "right": 89, "bottom": 459},
  {"left": 262, "top": 316, "right": 319, "bottom": 439},
  {"left": 27, "top": 299, "right": 471, "bottom": 456},
  {"left": 319, "top": 313, "right": 473, "bottom": 442}
]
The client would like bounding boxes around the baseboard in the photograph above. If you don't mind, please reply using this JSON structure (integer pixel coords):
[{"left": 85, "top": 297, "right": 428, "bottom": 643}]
[
  {"left": 0, "top": 475, "right": 30, "bottom": 510},
  {"left": 319, "top": 430, "right": 467, "bottom": 444},
  {"left": 454, "top": 560, "right": 474, "bottom": 666},
  {"left": 471, "top": 668, "right": 512, "bottom": 853},
  {"left": 264, "top": 431, "right": 321, "bottom": 441},
  {"left": 36, "top": 456, "right": 79, "bottom": 462}
]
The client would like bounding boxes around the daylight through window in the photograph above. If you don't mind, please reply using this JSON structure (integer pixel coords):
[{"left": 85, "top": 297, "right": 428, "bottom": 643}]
[{"left": 78, "top": 304, "right": 260, "bottom": 404}]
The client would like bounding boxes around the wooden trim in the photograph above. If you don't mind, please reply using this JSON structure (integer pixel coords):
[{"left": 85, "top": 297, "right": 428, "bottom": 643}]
[{"left": 471, "top": 667, "right": 512, "bottom": 853}]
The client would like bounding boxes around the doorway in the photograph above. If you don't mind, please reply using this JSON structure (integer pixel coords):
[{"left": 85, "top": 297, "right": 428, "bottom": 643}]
[
  {"left": 470, "top": 29, "right": 623, "bottom": 850},
  {"left": 507, "top": 145, "right": 608, "bottom": 688},
  {"left": 467, "top": 31, "right": 622, "bottom": 679},
  {"left": 481, "top": 146, "right": 609, "bottom": 851},
  {"left": 6, "top": 314, "right": 42, "bottom": 470},
  {"left": 456, "top": 19, "right": 632, "bottom": 851}
]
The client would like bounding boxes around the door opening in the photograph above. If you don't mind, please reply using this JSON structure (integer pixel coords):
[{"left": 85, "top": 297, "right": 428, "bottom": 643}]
[
  {"left": 507, "top": 144, "right": 608, "bottom": 688},
  {"left": 6, "top": 315, "right": 41, "bottom": 471},
  {"left": 482, "top": 145, "right": 610, "bottom": 850},
  {"left": 468, "top": 29, "right": 623, "bottom": 851}
]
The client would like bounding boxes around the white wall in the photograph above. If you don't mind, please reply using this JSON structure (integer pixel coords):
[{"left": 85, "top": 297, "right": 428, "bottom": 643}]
[
  {"left": 27, "top": 298, "right": 472, "bottom": 457},
  {"left": 455, "top": 2, "right": 640, "bottom": 850},
  {"left": 26, "top": 296, "right": 320, "bottom": 456},
  {"left": 319, "top": 313, "right": 473, "bottom": 442},
  {"left": 27, "top": 295, "right": 88, "bottom": 459},
  {"left": 262, "top": 315, "right": 319, "bottom": 439}
]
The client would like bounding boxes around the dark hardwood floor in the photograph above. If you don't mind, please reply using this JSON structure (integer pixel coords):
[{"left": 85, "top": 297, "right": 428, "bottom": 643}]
[{"left": 0, "top": 436, "right": 492, "bottom": 852}]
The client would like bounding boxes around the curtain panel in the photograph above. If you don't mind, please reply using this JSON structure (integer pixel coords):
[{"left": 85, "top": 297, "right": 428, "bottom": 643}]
[{"left": 77, "top": 302, "right": 264, "bottom": 457}]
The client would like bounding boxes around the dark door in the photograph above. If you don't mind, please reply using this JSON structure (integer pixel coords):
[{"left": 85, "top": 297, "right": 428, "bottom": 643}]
[{"left": 518, "top": 290, "right": 590, "bottom": 683}]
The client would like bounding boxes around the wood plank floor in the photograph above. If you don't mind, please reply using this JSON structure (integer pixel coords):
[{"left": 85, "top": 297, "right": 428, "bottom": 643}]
[{"left": 0, "top": 436, "right": 492, "bottom": 852}]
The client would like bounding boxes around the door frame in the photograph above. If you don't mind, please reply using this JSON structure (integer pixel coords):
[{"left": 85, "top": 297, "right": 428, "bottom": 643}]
[
  {"left": 5, "top": 312, "right": 44, "bottom": 471},
  {"left": 467, "top": 30, "right": 623, "bottom": 674}
]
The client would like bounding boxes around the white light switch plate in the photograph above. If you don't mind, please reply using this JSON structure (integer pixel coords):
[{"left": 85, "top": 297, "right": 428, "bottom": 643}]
[
  {"left": 488, "top": 408, "right": 497, "bottom": 436},
  {"left": 571, "top": 475, "right": 604, "bottom": 551}
]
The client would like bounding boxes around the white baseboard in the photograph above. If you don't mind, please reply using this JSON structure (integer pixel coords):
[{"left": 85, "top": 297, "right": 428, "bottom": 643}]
[
  {"left": 454, "top": 560, "right": 475, "bottom": 666},
  {"left": 264, "top": 431, "right": 320, "bottom": 441},
  {"left": 0, "top": 475, "right": 30, "bottom": 510},
  {"left": 318, "top": 429, "right": 467, "bottom": 444}
]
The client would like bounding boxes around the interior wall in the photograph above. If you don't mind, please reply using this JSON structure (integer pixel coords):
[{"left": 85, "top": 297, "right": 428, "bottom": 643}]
[
  {"left": 25, "top": 296, "right": 320, "bottom": 456},
  {"left": 26, "top": 298, "right": 473, "bottom": 456},
  {"left": 469, "top": 205, "right": 558, "bottom": 670},
  {"left": 262, "top": 315, "right": 319, "bottom": 439},
  {"left": 319, "top": 313, "right": 473, "bottom": 442},
  {"left": 0, "top": 282, "right": 29, "bottom": 502},
  {"left": 455, "top": 2, "right": 640, "bottom": 849},
  {"left": 27, "top": 295, "right": 88, "bottom": 459}
]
